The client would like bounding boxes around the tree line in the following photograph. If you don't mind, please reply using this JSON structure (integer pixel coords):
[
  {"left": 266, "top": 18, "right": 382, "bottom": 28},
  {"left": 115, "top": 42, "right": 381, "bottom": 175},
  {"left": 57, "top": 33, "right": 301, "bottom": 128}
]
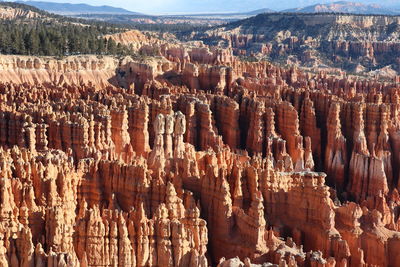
[
  {"left": 0, "top": 21, "right": 132, "bottom": 56},
  {"left": 0, "top": 2, "right": 134, "bottom": 57}
]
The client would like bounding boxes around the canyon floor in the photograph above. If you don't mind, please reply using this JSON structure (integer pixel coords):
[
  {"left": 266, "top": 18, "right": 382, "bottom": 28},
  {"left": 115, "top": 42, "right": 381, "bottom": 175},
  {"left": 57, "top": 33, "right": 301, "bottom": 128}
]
[{"left": 0, "top": 7, "right": 400, "bottom": 267}]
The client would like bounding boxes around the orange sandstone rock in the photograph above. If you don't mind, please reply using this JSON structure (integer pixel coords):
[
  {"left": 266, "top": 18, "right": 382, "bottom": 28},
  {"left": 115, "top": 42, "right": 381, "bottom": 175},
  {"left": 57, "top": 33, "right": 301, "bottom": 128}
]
[{"left": 0, "top": 49, "right": 399, "bottom": 267}]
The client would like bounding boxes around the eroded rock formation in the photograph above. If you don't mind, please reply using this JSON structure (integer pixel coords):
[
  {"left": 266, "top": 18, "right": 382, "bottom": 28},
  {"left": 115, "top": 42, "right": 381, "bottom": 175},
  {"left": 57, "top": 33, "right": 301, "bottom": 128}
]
[
  {"left": 194, "top": 13, "right": 400, "bottom": 78},
  {"left": 1, "top": 27, "right": 400, "bottom": 267}
]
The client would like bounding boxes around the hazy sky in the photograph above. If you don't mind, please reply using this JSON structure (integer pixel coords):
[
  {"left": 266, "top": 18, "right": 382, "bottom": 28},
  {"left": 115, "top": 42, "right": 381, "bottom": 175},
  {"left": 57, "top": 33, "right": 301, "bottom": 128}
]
[{"left": 23, "top": 0, "right": 400, "bottom": 14}]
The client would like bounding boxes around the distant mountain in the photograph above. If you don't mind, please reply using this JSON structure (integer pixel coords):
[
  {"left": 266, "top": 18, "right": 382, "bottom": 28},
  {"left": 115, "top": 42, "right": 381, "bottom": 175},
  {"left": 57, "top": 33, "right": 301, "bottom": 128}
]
[
  {"left": 283, "top": 1, "right": 398, "bottom": 15},
  {"left": 244, "top": 8, "right": 274, "bottom": 15},
  {"left": 16, "top": 1, "right": 139, "bottom": 15},
  {"left": 168, "top": 8, "right": 275, "bottom": 17},
  {"left": 72, "top": 7, "right": 275, "bottom": 27},
  {"left": 390, "top": 5, "right": 400, "bottom": 11}
]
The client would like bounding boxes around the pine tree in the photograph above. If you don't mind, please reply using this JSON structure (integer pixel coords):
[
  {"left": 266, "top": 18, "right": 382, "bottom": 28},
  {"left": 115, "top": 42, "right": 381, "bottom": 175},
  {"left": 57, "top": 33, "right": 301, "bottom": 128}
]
[
  {"left": 26, "top": 29, "right": 40, "bottom": 55},
  {"left": 0, "top": 18, "right": 132, "bottom": 56},
  {"left": 107, "top": 38, "right": 117, "bottom": 54},
  {"left": 97, "top": 38, "right": 105, "bottom": 54}
]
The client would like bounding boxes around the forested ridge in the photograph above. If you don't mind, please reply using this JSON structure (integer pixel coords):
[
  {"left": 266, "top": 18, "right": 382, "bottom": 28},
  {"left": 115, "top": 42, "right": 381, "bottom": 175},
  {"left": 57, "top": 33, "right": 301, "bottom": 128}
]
[
  {"left": 0, "top": 2, "right": 133, "bottom": 56},
  {"left": 0, "top": 22, "right": 131, "bottom": 56},
  {"left": 0, "top": 2, "right": 215, "bottom": 56}
]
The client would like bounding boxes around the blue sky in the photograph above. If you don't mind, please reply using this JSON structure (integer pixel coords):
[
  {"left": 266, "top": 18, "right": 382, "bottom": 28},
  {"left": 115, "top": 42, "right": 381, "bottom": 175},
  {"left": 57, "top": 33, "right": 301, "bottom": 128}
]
[{"left": 21, "top": 0, "right": 400, "bottom": 14}]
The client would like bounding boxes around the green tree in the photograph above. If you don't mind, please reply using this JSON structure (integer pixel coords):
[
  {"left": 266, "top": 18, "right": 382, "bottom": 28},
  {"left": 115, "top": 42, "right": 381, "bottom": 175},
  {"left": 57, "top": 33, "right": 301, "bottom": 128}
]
[
  {"left": 107, "top": 38, "right": 117, "bottom": 54},
  {"left": 26, "top": 30, "right": 40, "bottom": 55}
]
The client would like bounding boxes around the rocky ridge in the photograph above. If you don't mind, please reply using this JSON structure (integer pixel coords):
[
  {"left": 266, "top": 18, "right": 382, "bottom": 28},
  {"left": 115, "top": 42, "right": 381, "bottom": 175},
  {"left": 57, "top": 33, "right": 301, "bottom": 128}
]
[
  {"left": 0, "top": 5, "right": 41, "bottom": 20},
  {"left": 189, "top": 13, "right": 400, "bottom": 78},
  {"left": 284, "top": 1, "right": 398, "bottom": 15}
]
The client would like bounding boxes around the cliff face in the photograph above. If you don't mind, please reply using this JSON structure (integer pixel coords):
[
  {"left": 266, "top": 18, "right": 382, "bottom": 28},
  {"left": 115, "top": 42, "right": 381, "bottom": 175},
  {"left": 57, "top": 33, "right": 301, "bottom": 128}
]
[
  {"left": 1, "top": 36, "right": 400, "bottom": 267},
  {"left": 105, "top": 30, "right": 165, "bottom": 51},
  {"left": 194, "top": 13, "right": 400, "bottom": 77},
  {"left": 0, "top": 5, "right": 41, "bottom": 19},
  {"left": 0, "top": 55, "right": 120, "bottom": 88}
]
